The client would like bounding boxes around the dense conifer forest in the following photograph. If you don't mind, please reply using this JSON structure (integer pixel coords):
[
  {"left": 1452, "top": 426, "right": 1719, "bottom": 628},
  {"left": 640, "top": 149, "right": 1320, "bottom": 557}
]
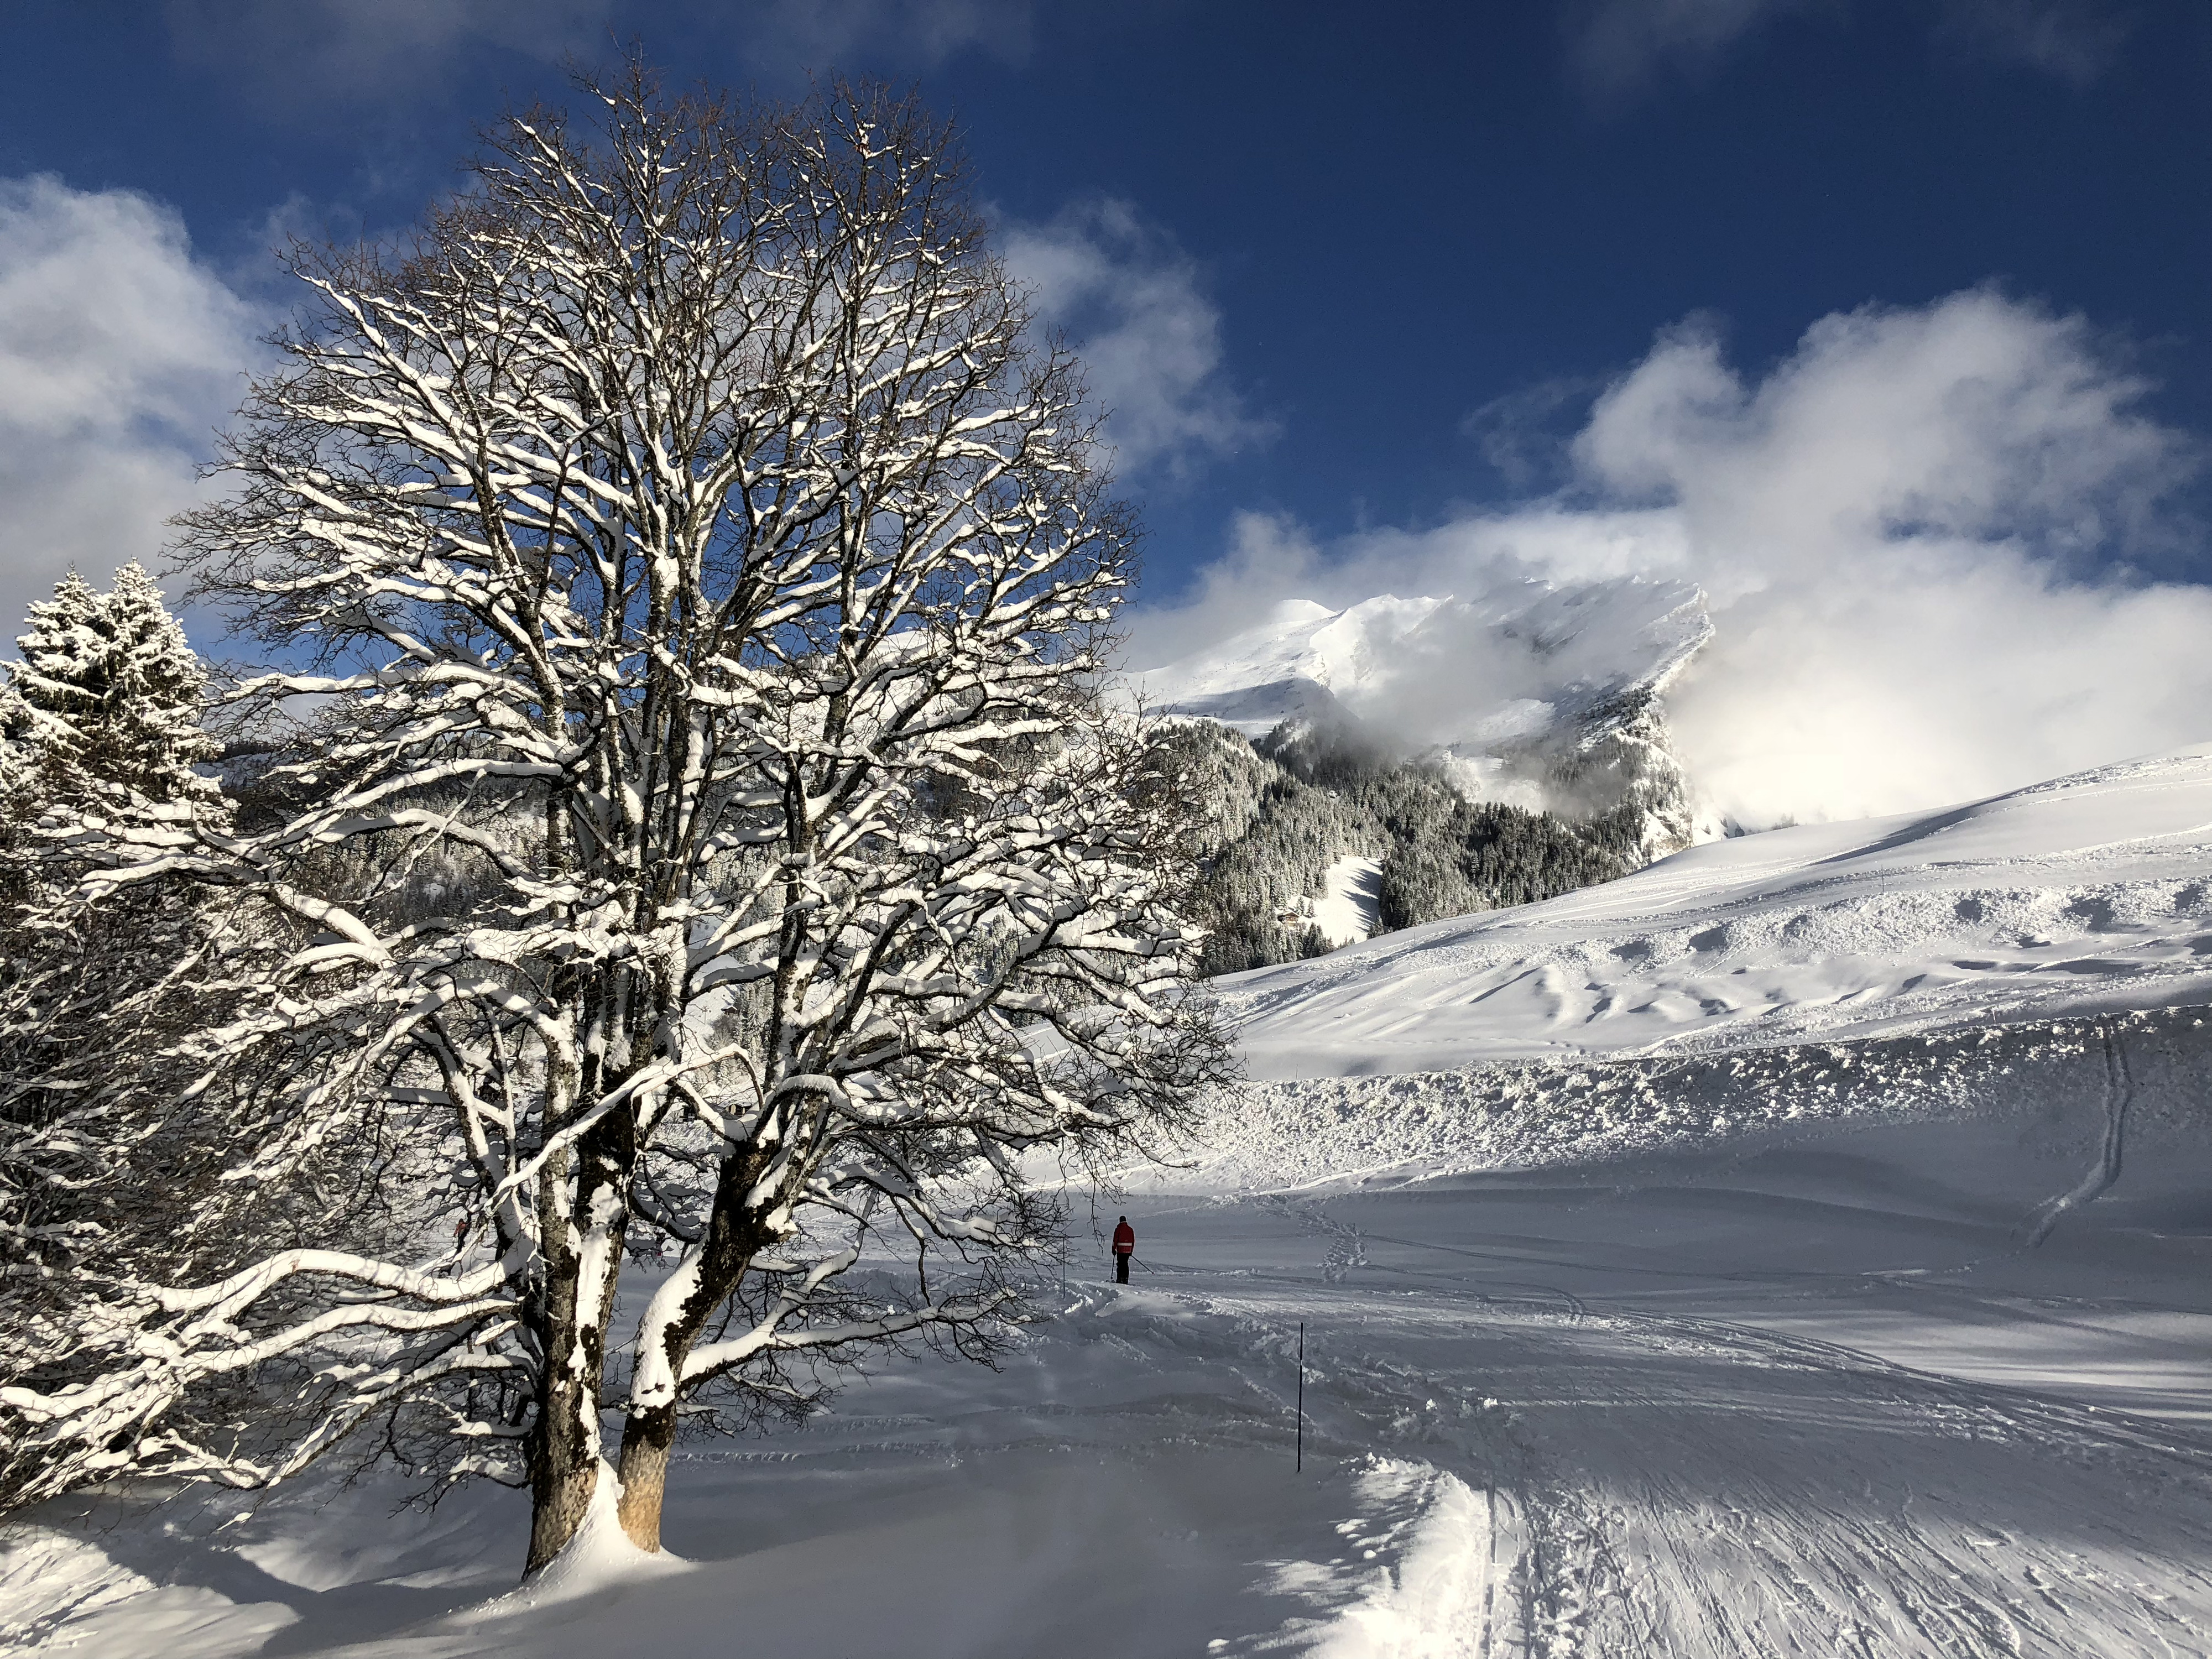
[{"left": 1155, "top": 717, "right": 1643, "bottom": 975}]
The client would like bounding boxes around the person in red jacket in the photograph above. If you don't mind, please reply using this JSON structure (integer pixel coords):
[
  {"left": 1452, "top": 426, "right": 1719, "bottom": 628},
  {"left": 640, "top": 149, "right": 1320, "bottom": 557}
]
[{"left": 1112, "top": 1215, "right": 1135, "bottom": 1283}]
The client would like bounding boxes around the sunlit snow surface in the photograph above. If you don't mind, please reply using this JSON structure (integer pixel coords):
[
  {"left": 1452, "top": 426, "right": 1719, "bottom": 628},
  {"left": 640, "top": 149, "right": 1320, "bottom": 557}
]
[
  {"left": 12, "top": 1083, "right": 2206, "bottom": 1659},
  {"left": 1223, "top": 744, "right": 2212, "bottom": 1078},
  {"left": 7, "top": 750, "right": 2209, "bottom": 1658},
  {"left": 1309, "top": 855, "right": 1383, "bottom": 947}
]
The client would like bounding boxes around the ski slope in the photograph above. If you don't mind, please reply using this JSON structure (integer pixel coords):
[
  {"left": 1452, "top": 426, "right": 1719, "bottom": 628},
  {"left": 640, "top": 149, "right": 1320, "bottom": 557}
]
[{"left": 1222, "top": 744, "right": 2212, "bottom": 1079}]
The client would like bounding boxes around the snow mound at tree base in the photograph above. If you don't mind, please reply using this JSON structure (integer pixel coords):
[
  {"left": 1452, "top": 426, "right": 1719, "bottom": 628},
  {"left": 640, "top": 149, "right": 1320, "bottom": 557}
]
[{"left": 477, "top": 1463, "right": 692, "bottom": 1615}]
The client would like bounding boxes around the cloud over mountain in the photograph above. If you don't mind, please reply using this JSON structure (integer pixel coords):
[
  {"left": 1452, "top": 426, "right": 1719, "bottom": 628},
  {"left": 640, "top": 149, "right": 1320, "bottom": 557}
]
[
  {"left": 1131, "top": 288, "right": 2211, "bottom": 831},
  {"left": 1001, "top": 199, "right": 1272, "bottom": 481}
]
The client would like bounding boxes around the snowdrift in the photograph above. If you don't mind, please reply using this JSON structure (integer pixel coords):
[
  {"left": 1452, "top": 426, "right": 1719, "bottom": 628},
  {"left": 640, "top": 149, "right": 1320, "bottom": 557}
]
[
  {"left": 1217, "top": 744, "right": 2212, "bottom": 1079},
  {"left": 1176, "top": 1006, "right": 2210, "bottom": 1228}
]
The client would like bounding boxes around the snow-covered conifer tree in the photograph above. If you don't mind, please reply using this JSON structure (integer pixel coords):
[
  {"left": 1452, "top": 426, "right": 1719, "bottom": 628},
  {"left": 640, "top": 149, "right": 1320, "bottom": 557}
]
[
  {"left": 0, "top": 564, "right": 217, "bottom": 812},
  {"left": 0, "top": 557, "right": 225, "bottom": 1148},
  {"left": 0, "top": 71, "right": 1227, "bottom": 1571},
  {"left": 0, "top": 566, "right": 245, "bottom": 1501}
]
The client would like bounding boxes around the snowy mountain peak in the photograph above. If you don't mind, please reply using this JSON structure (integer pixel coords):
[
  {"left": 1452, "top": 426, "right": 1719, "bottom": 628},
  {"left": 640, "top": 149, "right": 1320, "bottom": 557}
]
[
  {"left": 1135, "top": 592, "right": 1448, "bottom": 724},
  {"left": 1131, "top": 572, "right": 1715, "bottom": 858},
  {"left": 1131, "top": 575, "right": 1709, "bottom": 748}
]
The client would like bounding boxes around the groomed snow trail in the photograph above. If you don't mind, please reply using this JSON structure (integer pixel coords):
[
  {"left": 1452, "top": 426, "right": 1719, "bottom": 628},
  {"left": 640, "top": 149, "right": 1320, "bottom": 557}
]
[
  {"left": 6, "top": 1186, "right": 2206, "bottom": 1657},
  {"left": 1156, "top": 1185, "right": 2212, "bottom": 1658}
]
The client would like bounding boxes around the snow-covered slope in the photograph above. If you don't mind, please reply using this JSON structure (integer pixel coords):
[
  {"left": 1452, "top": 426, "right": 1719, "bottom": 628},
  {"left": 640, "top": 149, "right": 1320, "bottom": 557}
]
[
  {"left": 16, "top": 1024, "right": 2208, "bottom": 1657},
  {"left": 1306, "top": 854, "right": 1381, "bottom": 946},
  {"left": 13, "top": 816, "right": 2208, "bottom": 1656},
  {"left": 1220, "top": 744, "right": 2212, "bottom": 1080}
]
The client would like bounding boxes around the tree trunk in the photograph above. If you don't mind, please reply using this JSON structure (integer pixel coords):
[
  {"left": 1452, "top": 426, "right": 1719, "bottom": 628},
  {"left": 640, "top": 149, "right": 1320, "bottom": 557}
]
[
  {"left": 525, "top": 1434, "right": 600, "bottom": 1574},
  {"left": 524, "top": 1292, "right": 602, "bottom": 1572},
  {"left": 524, "top": 1136, "right": 619, "bottom": 1575},
  {"left": 609, "top": 1146, "right": 774, "bottom": 1552},
  {"left": 614, "top": 1405, "right": 676, "bottom": 1550}
]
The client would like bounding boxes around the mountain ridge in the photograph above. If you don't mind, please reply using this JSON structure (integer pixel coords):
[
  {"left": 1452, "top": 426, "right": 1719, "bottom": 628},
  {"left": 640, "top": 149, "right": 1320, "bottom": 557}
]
[{"left": 1132, "top": 572, "right": 1716, "bottom": 863}]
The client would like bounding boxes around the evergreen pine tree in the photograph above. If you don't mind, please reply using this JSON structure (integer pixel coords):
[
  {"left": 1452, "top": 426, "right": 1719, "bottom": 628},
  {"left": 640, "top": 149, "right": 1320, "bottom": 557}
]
[
  {"left": 2, "top": 566, "right": 237, "bottom": 1414},
  {"left": 1, "top": 563, "right": 217, "bottom": 813}
]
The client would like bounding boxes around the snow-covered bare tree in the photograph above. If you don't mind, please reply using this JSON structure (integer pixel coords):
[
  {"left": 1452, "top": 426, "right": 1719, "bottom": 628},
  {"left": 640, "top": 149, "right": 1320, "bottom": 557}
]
[{"left": 0, "top": 72, "right": 1226, "bottom": 1570}]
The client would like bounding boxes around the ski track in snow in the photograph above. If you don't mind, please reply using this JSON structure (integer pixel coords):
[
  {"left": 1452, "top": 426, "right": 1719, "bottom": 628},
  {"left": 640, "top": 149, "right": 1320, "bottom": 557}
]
[{"left": 1185, "top": 1189, "right": 2211, "bottom": 1659}]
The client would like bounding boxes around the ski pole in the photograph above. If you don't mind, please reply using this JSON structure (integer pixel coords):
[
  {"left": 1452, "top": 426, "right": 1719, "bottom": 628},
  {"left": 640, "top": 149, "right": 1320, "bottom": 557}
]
[{"left": 1296, "top": 1321, "right": 1305, "bottom": 1472}]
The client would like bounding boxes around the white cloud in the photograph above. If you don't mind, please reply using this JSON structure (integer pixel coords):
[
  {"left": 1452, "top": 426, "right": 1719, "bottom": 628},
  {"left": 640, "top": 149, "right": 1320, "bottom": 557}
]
[
  {"left": 1460, "top": 374, "right": 1600, "bottom": 491},
  {"left": 1572, "top": 294, "right": 2182, "bottom": 591},
  {"left": 161, "top": 0, "right": 604, "bottom": 106},
  {"left": 1566, "top": 0, "right": 1817, "bottom": 101},
  {"left": 747, "top": 0, "right": 1035, "bottom": 69},
  {"left": 0, "top": 176, "right": 264, "bottom": 644},
  {"left": 1000, "top": 199, "right": 1273, "bottom": 481},
  {"left": 1566, "top": 0, "right": 2128, "bottom": 101},
  {"left": 159, "top": 0, "right": 1032, "bottom": 109},
  {"left": 1933, "top": 0, "right": 2132, "bottom": 86},
  {"left": 1133, "top": 289, "right": 2212, "bottom": 829}
]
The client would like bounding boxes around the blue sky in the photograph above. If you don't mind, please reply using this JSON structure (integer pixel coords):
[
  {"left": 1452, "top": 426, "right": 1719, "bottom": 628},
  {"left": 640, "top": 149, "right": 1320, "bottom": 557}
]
[{"left": 1, "top": 1, "right": 2206, "bottom": 817}]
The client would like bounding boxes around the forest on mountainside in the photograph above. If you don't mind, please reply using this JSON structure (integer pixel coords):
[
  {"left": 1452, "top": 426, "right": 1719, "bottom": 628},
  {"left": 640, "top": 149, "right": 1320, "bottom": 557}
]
[{"left": 1155, "top": 717, "right": 1643, "bottom": 976}]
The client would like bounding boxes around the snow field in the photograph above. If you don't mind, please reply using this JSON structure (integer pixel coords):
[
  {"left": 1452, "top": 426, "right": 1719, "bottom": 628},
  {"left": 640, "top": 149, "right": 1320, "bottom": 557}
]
[
  {"left": 7, "top": 752, "right": 2210, "bottom": 1656},
  {"left": 1168, "top": 1007, "right": 2212, "bottom": 1225},
  {"left": 2, "top": 1286, "right": 1510, "bottom": 1659},
  {"left": 8, "top": 1009, "right": 2205, "bottom": 1656},
  {"left": 1308, "top": 856, "right": 1384, "bottom": 947},
  {"left": 1223, "top": 745, "right": 2212, "bottom": 1076},
  {"left": 0, "top": 1527, "right": 300, "bottom": 1657}
]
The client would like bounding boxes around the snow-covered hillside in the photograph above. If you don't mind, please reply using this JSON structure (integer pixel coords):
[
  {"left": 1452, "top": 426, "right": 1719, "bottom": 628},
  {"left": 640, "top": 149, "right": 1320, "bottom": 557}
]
[
  {"left": 11, "top": 1011, "right": 2206, "bottom": 1659},
  {"left": 1221, "top": 743, "right": 2212, "bottom": 1080},
  {"left": 7, "top": 752, "right": 2205, "bottom": 1659}
]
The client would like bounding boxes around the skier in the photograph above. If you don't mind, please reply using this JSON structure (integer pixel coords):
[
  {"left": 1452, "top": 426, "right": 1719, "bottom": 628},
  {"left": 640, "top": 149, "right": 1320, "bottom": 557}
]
[{"left": 1112, "top": 1215, "right": 1135, "bottom": 1283}]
